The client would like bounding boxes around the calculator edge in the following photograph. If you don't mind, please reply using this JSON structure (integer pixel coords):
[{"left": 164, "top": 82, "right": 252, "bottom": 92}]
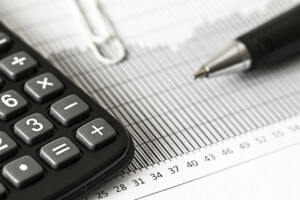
[{"left": 0, "top": 21, "right": 136, "bottom": 200}]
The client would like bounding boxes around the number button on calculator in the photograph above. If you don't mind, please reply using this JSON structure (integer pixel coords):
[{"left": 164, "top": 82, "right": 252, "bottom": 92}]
[
  {"left": 76, "top": 118, "right": 116, "bottom": 151},
  {"left": 0, "top": 90, "right": 28, "bottom": 121},
  {"left": 0, "top": 51, "right": 37, "bottom": 81},
  {"left": 0, "top": 132, "right": 17, "bottom": 161},
  {"left": 14, "top": 113, "right": 54, "bottom": 145},
  {"left": 39, "top": 137, "right": 80, "bottom": 169},
  {"left": 0, "top": 22, "right": 134, "bottom": 200},
  {"left": 2, "top": 156, "right": 43, "bottom": 189},
  {"left": 24, "top": 73, "right": 64, "bottom": 103}
]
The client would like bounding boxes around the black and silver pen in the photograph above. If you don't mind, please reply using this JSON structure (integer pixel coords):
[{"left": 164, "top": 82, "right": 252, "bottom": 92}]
[{"left": 194, "top": 4, "right": 300, "bottom": 79}]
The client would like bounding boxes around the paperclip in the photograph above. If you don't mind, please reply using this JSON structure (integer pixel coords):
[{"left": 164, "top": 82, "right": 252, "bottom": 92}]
[{"left": 74, "top": 0, "right": 126, "bottom": 65}]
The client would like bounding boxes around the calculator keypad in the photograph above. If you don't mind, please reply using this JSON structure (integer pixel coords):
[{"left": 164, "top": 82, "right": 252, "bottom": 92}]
[
  {"left": 2, "top": 156, "right": 44, "bottom": 189},
  {"left": 0, "top": 51, "right": 37, "bottom": 81},
  {"left": 0, "top": 90, "right": 28, "bottom": 121},
  {"left": 50, "top": 95, "right": 90, "bottom": 126},
  {"left": 0, "top": 22, "right": 134, "bottom": 200},
  {"left": 0, "top": 132, "right": 18, "bottom": 161},
  {"left": 76, "top": 118, "right": 116, "bottom": 151},
  {"left": 14, "top": 113, "right": 54, "bottom": 145},
  {"left": 39, "top": 137, "right": 80, "bottom": 169},
  {"left": 24, "top": 73, "right": 64, "bottom": 103}
]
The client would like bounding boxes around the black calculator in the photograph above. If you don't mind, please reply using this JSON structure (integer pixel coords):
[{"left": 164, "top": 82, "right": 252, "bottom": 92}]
[{"left": 0, "top": 22, "right": 135, "bottom": 200}]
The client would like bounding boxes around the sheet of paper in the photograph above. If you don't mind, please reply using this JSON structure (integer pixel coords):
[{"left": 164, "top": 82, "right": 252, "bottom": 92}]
[{"left": 1, "top": 0, "right": 300, "bottom": 199}]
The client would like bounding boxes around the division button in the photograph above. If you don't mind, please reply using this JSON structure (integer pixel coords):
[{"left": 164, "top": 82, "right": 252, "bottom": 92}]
[
  {"left": 76, "top": 118, "right": 116, "bottom": 151},
  {"left": 0, "top": 32, "right": 12, "bottom": 53},
  {"left": 0, "top": 131, "right": 17, "bottom": 161},
  {"left": 50, "top": 95, "right": 90, "bottom": 126},
  {"left": 39, "top": 137, "right": 80, "bottom": 169},
  {"left": 14, "top": 113, "right": 54, "bottom": 145},
  {"left": 0, "top": 90, "right": 28, "bottom": 121},
  {"left": 24, "top": 73, "right": 64, "bottom": 103},
  {"left": 0, "top": 51, "right": 37, "bottom": 81},
  {"left": 2, "top": 155, "right": 44, "bottom": 189},
  {"left": 0, "top": 182, "right": 7, "bottom": 199}
]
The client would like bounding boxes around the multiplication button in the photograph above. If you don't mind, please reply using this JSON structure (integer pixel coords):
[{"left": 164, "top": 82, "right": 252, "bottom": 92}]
[
  {"left": 76, "top": 118, "right": 116, "bottom": 151},
  {"left": 24, "top": 73, "right": 64, "bottom": 103},
  {"left": 50, "top": 95, "right": 89, "bottom": 126},
  {"left": 2, "top": 155, "right": 44, "bottom": 188},
  {"left": 0, "top": 51, "right": 37, "bottom": 81},
  {"left": 39, "top": 137, "right": 80, "bottom": 169}
]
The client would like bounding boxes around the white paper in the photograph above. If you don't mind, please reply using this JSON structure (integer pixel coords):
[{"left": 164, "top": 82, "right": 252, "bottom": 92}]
[{"left": 1, "top": 0, "right": 300, "bottom": 199}]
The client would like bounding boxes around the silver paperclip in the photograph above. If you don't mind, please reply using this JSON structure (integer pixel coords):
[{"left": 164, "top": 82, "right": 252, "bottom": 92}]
[{"left": 74, "top": 0, "right": 126, "bottom": 65}]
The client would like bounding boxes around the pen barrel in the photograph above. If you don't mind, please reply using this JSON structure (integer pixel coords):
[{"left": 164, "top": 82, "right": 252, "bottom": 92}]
[{"left": 237, "top": 4, "right": 300, "bottom": 69}]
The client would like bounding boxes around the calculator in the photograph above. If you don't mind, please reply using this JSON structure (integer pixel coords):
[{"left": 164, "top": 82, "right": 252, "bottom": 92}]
[{"left": 0, "top": 22, "right": 135, "bottom": 200}]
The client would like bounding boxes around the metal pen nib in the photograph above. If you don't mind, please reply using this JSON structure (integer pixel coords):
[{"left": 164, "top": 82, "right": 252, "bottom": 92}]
[
  {"left": 193, "top": 68, "right": 208, "bottom": 79},
  {"left": 193, "top": 41, "right": 251, "bottom": 79}
]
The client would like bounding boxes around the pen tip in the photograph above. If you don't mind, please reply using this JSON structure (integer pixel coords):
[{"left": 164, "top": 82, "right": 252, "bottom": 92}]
[{"left": 193, "top": 67, "right": 208, "bottom": 79}]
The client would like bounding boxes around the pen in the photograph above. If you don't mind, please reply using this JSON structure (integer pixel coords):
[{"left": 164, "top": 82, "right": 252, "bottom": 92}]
[{"left": 193, "top": 4, "right": 300, "bottom": 79}]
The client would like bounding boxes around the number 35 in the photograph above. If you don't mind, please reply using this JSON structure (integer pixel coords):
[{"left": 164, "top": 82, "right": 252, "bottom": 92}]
[{"left": 26, "top": 118, "right": 44, "bottom": 132}]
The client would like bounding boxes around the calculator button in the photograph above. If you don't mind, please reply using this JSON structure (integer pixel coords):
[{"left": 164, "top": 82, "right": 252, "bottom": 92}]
[
  {"left": 2, "top": 155, "right": 43, "bottom": 189},
  {"left": 0, "top": 131, "right": 17, "bottom": 161},
  {"left": 0, "top": 182, "right": 6, "bottom": 199},
  {"left": 39, "top": 137, "right": 80, "bottom": 169},
  {"left": 14, "top": 113, "right": 54, "bottom": 145},
  {"left": 0, "top": 90, "right": 28, "bottom": 121},
  {"left": 76, "top": 118, "right": 116, "bottom": 151},
  {"left": 24, "top": 73, "right": 64, "bottom": 103},
  {"left": 0, "top": 51, "right": 37, "bottom": 81},
  {"left": 50, "top": 95, "right": 89, "bottom": 126},
  {"left": 0, "top": 33, "right": 11, "bottom": 53}
]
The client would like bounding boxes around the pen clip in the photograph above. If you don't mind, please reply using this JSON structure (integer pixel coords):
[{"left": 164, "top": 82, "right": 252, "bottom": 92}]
[{"left": 74, "top": 0, "right": 126, "bottom": 65}]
